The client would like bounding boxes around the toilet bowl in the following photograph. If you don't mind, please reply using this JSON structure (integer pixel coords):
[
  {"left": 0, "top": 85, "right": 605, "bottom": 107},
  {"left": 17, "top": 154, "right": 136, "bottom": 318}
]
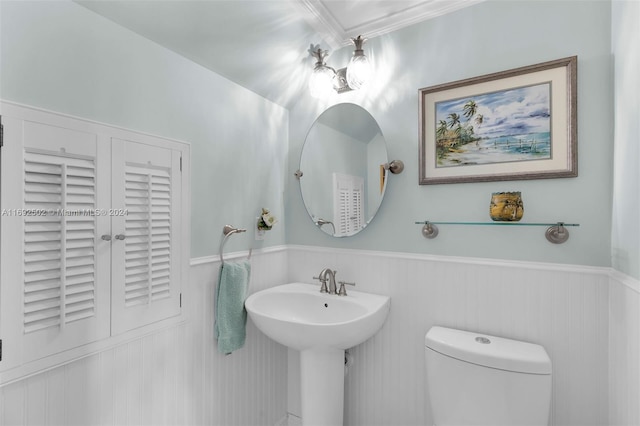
[{"left": 425, "top": 326, "right": 552, "bottom": 426}]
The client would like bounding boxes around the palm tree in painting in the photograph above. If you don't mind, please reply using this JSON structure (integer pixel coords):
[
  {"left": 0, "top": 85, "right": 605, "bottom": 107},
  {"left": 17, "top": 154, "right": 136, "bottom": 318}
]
[
  {"left": 447, "top": 113, "right": 460, "bottom": 129},
  {"left": 437, "top": 101, "right": 486, "bottom": 162},
  {"left": 463, "top": 100, "right": 477, "bottom": 119},
  {"left": 463, "top": 101, "right": 481, "bottom": 145},
  {"left": 436, "top": 120, "right": 448, "bottom": 139}
]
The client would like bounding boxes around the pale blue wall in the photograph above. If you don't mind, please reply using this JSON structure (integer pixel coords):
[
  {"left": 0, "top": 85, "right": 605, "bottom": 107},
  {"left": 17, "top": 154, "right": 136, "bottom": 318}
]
[
  {"left": 287, "top": 0, "right": 614, "bottom": 267},
  {"left": 0, "top": 1, "right": 623, "bottom": 268},
  {"left": 611, "top": 0, "right": 640, "bottom": 279},
  {"left": 0, "top": 0, "right": 288, "bottom": 258}
]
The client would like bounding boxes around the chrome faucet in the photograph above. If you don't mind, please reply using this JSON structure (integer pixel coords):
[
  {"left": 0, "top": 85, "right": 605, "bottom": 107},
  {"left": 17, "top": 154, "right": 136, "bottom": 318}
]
[
  {"left": 313, "top": 268, "right": 356, "bottom": 295},
  {"left": 315, "top": 268, "right": 337, "bottom": 294}
]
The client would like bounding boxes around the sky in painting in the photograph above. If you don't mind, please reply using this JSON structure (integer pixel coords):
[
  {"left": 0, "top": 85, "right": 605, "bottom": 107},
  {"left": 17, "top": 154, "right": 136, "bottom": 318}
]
[{"left": 435, "top": 83, "right": 551, "bottom": 137}]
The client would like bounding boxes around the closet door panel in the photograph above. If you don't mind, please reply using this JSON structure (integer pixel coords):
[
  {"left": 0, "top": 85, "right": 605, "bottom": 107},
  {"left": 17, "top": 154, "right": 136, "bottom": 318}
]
[
  {"left": 0, "top": 119, "right": 110, "bottom": 372},
  {"left": 111, "top": 138, "right": 181, "bottom": 335}
]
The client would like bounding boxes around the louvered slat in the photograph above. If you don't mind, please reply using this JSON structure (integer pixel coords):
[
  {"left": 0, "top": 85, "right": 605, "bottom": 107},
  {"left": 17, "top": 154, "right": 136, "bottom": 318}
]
[
  {"left": 351, "top": 189, "right": 363, "bottom": 230},
  {"left": 123, "top": 167, "right": 150, "bottom": 309},
  {"left": 339, "top": 189, "right": 349, "bottom": 234},
  {"left": 147, "top": 168, "right": 171, "bottom": 304},
  {"left": 23, "top": 151, "right": 97, "bottom": 334},
  {"left": 61, "top": 159, "right": 96, "bottom": 325},
  {"left": 123, "top": 166, "right": 172, "bottom": 308}
]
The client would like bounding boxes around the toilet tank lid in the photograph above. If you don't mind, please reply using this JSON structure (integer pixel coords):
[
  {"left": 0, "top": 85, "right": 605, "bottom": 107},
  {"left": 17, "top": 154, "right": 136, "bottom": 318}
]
[{"left": 425, "top": 326, "right": 551, "bottom": 375}]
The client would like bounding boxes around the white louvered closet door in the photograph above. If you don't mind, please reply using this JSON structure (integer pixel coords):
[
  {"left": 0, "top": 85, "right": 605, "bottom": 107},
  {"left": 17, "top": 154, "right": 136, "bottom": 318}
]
[
  {"left": 110, "top": 138, "right": 182, "bottom": 335},
  {"left": 0, "top": 120, "right": 111, "bottom": 370}
]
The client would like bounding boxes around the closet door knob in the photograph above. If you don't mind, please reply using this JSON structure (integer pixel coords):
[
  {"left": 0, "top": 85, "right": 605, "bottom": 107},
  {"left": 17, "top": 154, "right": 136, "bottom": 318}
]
[
  {"left": 101, "top": 235, "right": 112, "bottom": 241},
  {"left": 115, "top": 234, "right": 126, "bottom": 240}
]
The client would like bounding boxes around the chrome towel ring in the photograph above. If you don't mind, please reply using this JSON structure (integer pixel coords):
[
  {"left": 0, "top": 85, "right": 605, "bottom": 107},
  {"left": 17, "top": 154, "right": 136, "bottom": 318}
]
[{"left": 219, "top": 224, "right": 253, "bottom": 265}]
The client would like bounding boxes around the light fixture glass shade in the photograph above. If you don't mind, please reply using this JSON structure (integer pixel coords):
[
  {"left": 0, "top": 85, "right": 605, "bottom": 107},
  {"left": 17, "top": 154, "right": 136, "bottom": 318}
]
[
  {"left": 346, "top": 54, "right": 372, "bottom": 90},
  {"left": 309, "top": 65, "right": 335, "bottom": 98}
]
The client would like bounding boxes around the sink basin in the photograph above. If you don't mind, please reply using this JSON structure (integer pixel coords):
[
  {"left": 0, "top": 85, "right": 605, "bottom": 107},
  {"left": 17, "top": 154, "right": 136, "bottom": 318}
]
[{"left": 245, "top": 282, "right": 390, "bottom": 351}]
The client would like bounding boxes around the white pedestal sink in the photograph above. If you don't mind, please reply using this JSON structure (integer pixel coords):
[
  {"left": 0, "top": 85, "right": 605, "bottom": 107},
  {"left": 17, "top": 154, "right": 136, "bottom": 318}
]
[{"left": 245, "top": 283, "right": 390, "bottom": 426}]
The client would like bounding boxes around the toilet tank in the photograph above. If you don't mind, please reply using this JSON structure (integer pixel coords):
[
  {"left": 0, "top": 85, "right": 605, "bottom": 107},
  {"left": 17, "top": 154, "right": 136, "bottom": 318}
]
[{"left": 425, "top": 326, "right": 552, "bottom": 426}]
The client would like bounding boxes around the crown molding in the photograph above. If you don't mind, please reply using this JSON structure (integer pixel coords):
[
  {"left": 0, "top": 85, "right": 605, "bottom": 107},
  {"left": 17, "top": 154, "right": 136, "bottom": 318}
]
[
  {"left": 295, "top": 0, "right": 484, "bottom": 49},
  {"left": 292, "top": 0, "right": 347, "bottom": 49}
]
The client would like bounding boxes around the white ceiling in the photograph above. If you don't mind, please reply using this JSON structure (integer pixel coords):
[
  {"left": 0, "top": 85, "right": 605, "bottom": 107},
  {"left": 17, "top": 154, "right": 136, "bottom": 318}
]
[{"left": 76, "top": 0, "right": 481, "bottom": 107}]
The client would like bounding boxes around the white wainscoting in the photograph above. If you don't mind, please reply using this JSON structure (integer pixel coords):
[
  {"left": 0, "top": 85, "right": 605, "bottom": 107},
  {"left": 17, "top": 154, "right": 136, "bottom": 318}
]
[
  {"left": 0, "top": 247, "right": 289, "bottom": 426},
  {"left": 2, "top": 245, "right": 637, "bottom": 426},
  {"left": 183, "top": 247, "right": 289, "bottom": 426},
  {"left": 608, "top": 270, "right": 640, "bottom": 426},
  {"left": 286, "top": 246, "right": 611, "bottom": 426}
]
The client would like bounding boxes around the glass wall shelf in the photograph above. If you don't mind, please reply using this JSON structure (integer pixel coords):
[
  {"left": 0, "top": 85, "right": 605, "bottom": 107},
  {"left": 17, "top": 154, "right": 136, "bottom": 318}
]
[{"left": 414, "top": 221, "right": 579, "bottom": 244}]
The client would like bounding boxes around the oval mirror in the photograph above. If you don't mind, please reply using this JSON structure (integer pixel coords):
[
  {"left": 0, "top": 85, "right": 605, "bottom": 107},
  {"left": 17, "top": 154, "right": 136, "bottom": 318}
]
[{"left": 299, "top": 103, "right": 388, "bottom": 237}]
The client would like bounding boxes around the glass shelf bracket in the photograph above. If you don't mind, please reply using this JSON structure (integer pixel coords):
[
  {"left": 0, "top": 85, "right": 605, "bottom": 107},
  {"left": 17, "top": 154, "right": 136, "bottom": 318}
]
[{"left": 415, "top": 221, "right": 579, "bottom": 244}]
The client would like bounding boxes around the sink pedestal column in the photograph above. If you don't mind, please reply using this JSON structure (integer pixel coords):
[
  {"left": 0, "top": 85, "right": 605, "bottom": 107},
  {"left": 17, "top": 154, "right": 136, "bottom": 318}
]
[{"left": 300, "top": 347, "right": 345, "bottom": 426}]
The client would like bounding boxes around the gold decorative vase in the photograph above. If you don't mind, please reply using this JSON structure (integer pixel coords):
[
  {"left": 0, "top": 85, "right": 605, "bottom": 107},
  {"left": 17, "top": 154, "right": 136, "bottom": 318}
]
[{"left": 490, "top": 192, "right": 524, "bottom": 221}]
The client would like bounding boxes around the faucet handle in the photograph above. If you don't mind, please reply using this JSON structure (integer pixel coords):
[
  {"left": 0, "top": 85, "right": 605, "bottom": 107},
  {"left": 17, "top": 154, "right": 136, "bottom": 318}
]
[
  {"left": 312, "top": 276, "right": 329, "bottom": 293},
  {"left": 337, "top": 281, "right": 356, "bottom": 296}
]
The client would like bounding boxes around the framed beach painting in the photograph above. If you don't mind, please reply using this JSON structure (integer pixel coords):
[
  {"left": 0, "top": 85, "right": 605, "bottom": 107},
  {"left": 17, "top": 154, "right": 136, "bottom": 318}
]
[{"left": 419, "top": 56, "right": 577, "bottom": 185}]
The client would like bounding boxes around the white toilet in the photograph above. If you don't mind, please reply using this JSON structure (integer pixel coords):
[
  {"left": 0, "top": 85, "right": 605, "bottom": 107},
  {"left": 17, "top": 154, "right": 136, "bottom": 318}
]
[{"left": 425, "top": 326, "right": 552, "bottom": 426}]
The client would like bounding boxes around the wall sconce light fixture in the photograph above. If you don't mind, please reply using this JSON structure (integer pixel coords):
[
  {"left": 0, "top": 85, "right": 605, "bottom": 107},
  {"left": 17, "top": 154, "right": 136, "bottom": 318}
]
[{"left": 308, "top": 35, "right": 372, "bottom": 99}]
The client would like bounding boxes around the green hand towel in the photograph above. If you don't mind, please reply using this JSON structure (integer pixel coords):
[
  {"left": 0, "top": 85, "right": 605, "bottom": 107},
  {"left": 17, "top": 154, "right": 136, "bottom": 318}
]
[{"left": 214, "top": 261, "right": 251, "bottom": 354}]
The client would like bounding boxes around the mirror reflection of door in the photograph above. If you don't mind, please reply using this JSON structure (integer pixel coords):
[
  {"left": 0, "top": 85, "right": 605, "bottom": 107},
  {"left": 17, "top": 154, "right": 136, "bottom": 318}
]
[{"left": 333, "top": 173, "right": 364, "bottom": 237}]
